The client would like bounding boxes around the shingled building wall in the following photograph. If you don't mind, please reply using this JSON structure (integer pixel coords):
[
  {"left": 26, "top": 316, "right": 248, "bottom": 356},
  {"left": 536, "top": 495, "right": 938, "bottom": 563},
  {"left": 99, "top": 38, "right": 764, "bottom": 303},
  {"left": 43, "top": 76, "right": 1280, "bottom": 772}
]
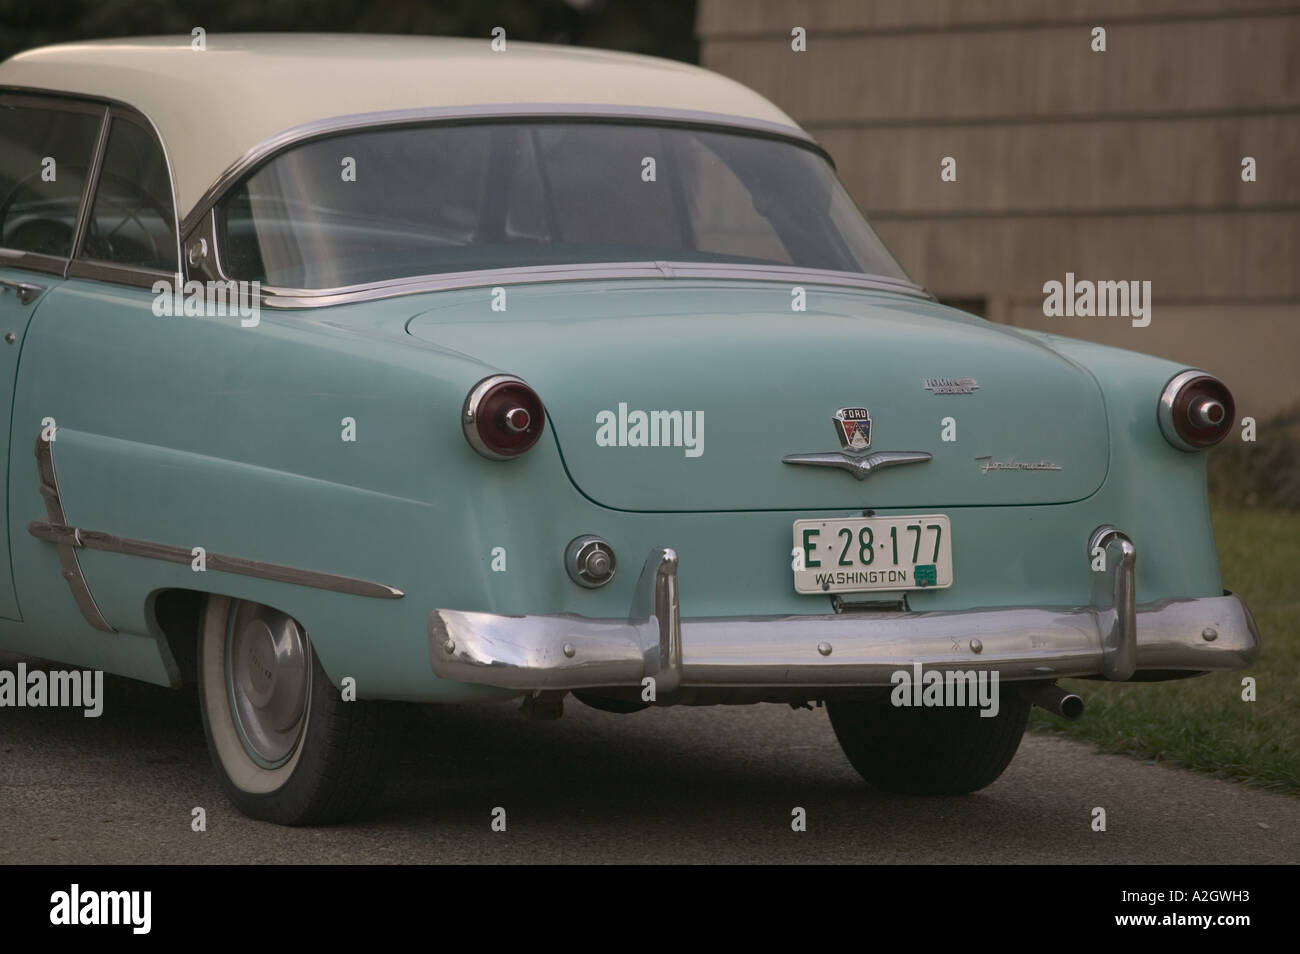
[{"left": 697, "top": 0, "right": 1300, "bottom": 417}]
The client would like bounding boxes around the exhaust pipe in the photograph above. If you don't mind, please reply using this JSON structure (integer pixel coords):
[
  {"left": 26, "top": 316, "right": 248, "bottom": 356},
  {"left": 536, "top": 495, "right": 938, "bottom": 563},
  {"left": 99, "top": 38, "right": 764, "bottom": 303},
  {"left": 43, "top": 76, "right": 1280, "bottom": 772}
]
[{"left": 1030, "top": 684, "right": 1085, "bottom": 720}]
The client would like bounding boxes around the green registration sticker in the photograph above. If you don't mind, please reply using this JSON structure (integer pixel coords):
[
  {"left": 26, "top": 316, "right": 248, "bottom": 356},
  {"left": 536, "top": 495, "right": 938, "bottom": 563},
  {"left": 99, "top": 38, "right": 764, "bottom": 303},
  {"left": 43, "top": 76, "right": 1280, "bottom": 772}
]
[{"left": 915, "top": 564, "right": 937, "bottom": 587}]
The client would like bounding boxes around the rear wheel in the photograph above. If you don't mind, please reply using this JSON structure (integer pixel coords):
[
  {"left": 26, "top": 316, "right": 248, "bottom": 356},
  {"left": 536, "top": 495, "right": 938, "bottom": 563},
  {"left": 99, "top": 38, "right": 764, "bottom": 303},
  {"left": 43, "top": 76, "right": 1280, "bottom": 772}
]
[
  {"left": 197, "top": 595, "right": 386, "bottom": 825},
  {"left": 826, "top": 691, "right": 1030, "bottom": 794}
]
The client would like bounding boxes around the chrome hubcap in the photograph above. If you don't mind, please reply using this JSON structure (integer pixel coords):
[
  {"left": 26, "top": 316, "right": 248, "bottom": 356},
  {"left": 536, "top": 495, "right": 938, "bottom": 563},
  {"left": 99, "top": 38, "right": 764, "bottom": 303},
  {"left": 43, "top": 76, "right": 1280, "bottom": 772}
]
[{"left": 227, "top": 601, "right": 310, "bottom": 767}]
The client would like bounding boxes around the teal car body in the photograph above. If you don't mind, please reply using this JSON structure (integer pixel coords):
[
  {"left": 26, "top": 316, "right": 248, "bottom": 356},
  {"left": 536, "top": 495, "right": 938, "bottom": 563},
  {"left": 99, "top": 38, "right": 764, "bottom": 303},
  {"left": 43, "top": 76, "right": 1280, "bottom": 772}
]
[
  {"left": 0, "top": 35, "right": 1258, "bottom": 821},
  {"left": 4, "top": 277, "right": 1230, "bottom": 695}
]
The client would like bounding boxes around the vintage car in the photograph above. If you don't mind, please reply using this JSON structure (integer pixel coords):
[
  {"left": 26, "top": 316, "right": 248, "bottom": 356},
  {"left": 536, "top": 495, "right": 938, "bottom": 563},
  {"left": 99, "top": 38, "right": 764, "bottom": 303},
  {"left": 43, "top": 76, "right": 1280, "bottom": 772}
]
[{"left": 0, "top": 35, "right": 1259, "bottom": 825}]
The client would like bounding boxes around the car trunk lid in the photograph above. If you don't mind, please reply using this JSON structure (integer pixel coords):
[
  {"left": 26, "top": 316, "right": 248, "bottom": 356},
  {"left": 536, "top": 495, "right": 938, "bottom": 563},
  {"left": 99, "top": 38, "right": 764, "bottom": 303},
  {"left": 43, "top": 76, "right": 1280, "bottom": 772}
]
[{"left": 406, "top": 281, "right": 1108, "bottom": 511}]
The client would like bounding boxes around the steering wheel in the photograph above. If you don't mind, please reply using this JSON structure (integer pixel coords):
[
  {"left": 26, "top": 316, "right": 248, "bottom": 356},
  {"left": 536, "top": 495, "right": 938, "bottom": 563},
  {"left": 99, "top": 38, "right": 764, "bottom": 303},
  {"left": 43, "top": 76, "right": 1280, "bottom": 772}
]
[
  {"left": 0, "top": 163, "right": 87, "bottom": 256},
  {"left": 0, "top": 165, "right": 173, "bottom": 264},
  {"left": 3, "top": 217, "right": 73, "bottom": 256},
  {"left": 81, "top": 170, "right": 173, "bottom": 264}
]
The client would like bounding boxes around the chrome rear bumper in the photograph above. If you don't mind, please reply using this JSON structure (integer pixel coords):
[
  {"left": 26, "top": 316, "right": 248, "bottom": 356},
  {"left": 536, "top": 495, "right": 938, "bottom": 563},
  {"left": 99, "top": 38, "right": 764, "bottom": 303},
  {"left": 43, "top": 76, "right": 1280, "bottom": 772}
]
[{"left": 427, "top": 527, "right": 1259, "bottom": 692}]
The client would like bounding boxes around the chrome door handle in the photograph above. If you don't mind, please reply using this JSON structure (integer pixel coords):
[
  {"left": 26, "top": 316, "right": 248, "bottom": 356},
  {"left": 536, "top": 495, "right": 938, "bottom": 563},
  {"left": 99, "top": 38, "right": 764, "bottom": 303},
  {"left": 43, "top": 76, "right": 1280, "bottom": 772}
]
[{"left": 0, "top": 278, "right": 45, "bottom": 305}]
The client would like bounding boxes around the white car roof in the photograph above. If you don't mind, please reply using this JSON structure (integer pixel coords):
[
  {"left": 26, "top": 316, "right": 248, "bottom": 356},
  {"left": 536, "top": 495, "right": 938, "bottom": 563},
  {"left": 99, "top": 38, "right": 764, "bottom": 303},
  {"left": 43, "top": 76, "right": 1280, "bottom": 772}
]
[{"left": 0, "top": 33, "right": 804, "bottom": 223}]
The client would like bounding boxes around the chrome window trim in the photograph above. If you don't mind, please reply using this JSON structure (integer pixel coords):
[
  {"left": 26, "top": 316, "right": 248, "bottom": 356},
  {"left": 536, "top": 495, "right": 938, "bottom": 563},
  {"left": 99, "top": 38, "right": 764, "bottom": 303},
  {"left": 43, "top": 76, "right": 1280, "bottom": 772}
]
[
  {"left": 66, "top": 105, "right": 111, "bottom": 273},
  {"left": 186, "top": 104, "right": 931, "bottom": 307},
  {"left": 0, "top": 90, "right": 107, "bottom": 115},
  {"left": 181, "top": 103, "right": 828, "bottom": 235},
  {"left": 73, "top": 105, "right": 183, "bottom": 279},
  {"left": 0, "top": 248, "right": 69, "bottom": 276},
  {"left": 66, "top": 259, "right": 176, "bottom": 289},
  {"left": 257, "top": 261, "right": 934, "bottom": 309},
  {"left": 0, "top": 85, "right": 184, "bottom": 285}
]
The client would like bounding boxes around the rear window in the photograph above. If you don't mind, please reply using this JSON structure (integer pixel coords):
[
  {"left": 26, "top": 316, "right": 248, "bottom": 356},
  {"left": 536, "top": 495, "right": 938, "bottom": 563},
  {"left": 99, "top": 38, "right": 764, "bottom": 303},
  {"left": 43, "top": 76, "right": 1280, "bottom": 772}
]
[{"left": 219, "top": 121, "right": 909, "bottom": 289}]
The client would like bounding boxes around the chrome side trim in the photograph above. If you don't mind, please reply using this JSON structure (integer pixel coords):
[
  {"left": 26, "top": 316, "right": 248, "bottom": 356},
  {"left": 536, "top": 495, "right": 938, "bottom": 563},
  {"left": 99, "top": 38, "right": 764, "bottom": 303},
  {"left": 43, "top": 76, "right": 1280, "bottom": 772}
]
[
  {"left": 258, "top": 261, "right": 932, "bottom": 310},
  {"left": 429, "top": 535, "right": 1260, "bottom": 691},
  {"left": 33, "top": 436, "right": 114, "bottom": 632},
  {"left": 781, "top": 450, "right": 933, "bottom": 481},
  {"left": 27, "top": 519, "right": 404, "bottom": 600},
  {"left": 179, "top": 103, "right": 825, "bottom": 234},
  {"left": 1089, "top": 525, "right": 1137, "bottom": 680}
]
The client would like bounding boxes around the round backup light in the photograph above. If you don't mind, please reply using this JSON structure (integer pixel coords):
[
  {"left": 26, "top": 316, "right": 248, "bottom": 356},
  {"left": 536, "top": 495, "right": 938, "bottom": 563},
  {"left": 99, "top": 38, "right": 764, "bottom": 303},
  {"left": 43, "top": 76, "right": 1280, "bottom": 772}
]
[{"left": 462, "top": 374, "right": 545, "bottom": 459}]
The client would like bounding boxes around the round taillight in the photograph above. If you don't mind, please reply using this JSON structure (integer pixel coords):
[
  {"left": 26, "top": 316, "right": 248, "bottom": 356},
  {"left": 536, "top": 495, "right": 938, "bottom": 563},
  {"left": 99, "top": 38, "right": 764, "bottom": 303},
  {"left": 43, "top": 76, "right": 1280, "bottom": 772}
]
[
  {"left": 462, "top": 374, "right": 545, "bottom": 459},
  {"left": 1158, "top": 370, "right": 1235, "bottom": 451}
]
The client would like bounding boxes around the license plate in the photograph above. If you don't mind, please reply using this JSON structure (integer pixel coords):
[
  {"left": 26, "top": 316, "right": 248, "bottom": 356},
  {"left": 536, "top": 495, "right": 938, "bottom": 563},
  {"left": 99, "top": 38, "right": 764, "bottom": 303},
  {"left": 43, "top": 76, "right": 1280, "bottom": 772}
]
[{"left": 792, "top": 514, "right": 953, "bottom": 594}]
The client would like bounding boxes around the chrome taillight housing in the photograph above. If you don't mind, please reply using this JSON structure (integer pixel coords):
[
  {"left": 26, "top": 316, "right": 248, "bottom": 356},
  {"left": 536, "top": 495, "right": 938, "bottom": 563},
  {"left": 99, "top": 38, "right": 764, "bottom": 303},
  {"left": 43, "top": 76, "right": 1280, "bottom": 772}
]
[
  {"left": 462, "top": 374, "right": 545, "bottom": 459},
  {"left": 1158, "top": 370, "right": 1235, "bottom": 451}
]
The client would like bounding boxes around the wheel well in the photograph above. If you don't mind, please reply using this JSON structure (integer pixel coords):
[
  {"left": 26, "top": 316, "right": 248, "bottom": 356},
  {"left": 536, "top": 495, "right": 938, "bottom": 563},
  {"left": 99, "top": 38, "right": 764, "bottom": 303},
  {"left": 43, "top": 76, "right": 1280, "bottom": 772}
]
[{"left": 150, "top": 588, "right": 206, "bottom": 685}]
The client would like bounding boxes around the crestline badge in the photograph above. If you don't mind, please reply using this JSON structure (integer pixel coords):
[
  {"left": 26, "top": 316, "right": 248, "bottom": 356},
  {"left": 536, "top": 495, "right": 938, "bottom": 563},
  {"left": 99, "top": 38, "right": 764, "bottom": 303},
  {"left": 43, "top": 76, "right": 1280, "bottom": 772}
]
[
  {"left": 923, "top": 377, "right": 980, "bottom": 395},
  {"left": 832, "top": 407, "right": 872, "bottom": 453}
]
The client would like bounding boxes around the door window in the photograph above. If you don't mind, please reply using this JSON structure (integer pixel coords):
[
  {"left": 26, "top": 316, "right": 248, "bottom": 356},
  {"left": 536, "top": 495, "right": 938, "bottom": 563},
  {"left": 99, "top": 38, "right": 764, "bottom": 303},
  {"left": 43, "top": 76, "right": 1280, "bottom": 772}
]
[
  {"left": 80, "top": 117, "right": 177, "bottom": 272},
  {"left": 0, "top": 102, "right": 102, "bottom": 258}
]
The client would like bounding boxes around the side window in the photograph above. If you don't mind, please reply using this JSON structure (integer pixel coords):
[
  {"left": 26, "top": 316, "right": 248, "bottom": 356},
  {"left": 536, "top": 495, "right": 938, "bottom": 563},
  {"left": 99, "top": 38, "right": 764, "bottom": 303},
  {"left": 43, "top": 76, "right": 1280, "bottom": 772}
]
[
  {"left": 0, "top": 103, "right": 102, "bottom": 257},
  {"left": 80, "top": 117, "right": 177, "bottom": 271}
]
